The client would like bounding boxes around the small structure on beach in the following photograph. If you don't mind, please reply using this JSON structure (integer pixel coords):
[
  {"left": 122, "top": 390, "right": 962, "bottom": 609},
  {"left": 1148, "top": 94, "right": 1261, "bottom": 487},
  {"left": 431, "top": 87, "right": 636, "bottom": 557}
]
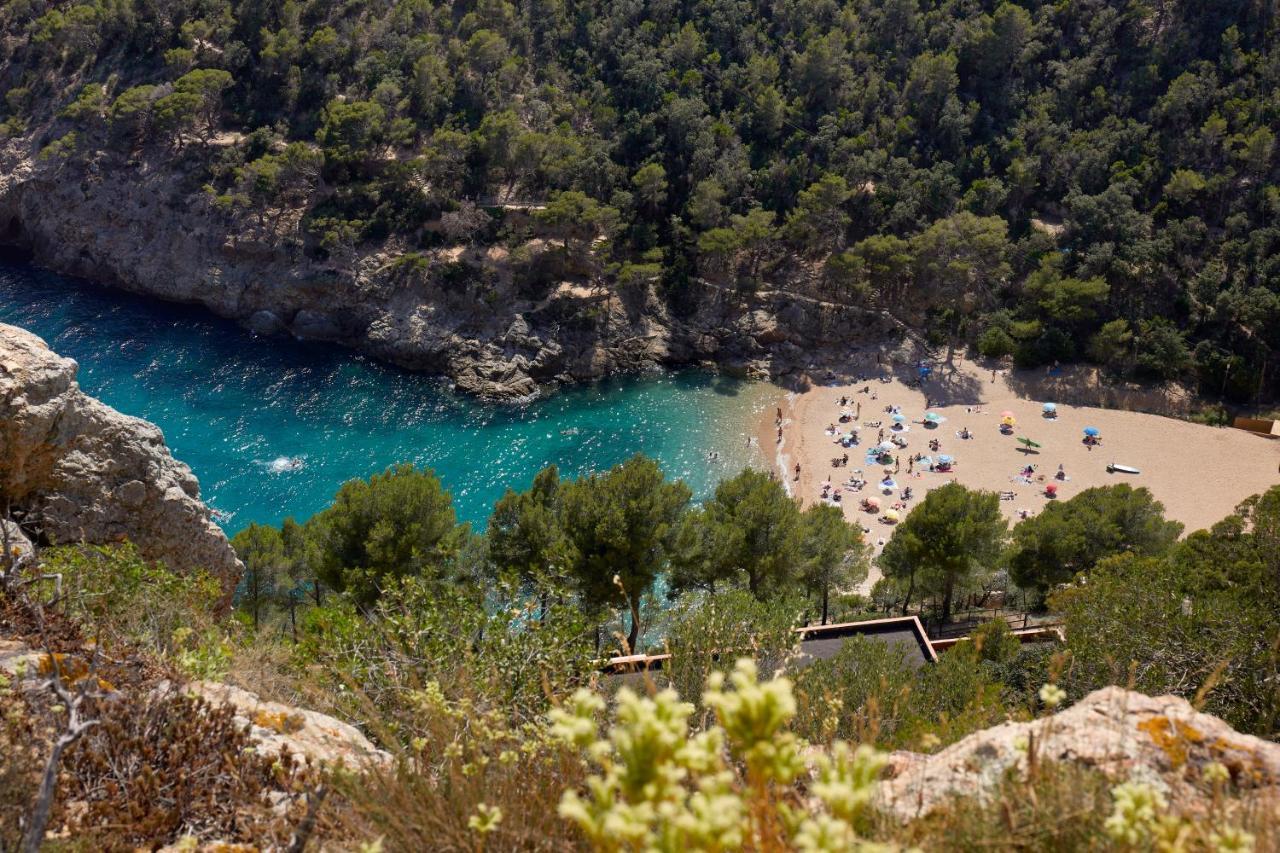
[{"left": 1232, "top": 416, "right": 1280, "bottom": 439}]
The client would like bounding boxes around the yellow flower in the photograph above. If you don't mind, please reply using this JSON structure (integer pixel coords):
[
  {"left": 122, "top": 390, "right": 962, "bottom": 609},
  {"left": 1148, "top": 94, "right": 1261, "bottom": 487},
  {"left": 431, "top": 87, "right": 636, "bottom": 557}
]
[
  {"left": 1038, "top": 683, "right": 1066, "bottom": 708},
  {"left": 468, "top": 803, "right": 503, "bottom": 834}
]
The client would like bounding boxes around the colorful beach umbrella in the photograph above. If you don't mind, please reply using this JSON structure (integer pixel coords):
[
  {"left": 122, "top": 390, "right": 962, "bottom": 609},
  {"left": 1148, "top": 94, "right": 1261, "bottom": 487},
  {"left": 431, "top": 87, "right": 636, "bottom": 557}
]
[
  {"left": 1083, "top": 426, "right": 1100, "bottom": 437},
  {"left": 864, "top": 497, "right": 881, "bottom": 510},
  {"left": 1001, "top": 415, "right": 1017, "bottom": 426},
  {"left": 1001, "top": 410, "right": 1014, "bottom": 418},
  {"left": 882, "top": 508, "right": 901, "bottom": 522}
]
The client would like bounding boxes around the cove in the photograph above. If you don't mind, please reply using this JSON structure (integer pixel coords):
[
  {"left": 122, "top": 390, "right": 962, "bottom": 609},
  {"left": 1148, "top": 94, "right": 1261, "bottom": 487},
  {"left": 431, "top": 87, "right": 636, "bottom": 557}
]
[{"left": 0, "top": 257, "right": 774, "bottom": 534}]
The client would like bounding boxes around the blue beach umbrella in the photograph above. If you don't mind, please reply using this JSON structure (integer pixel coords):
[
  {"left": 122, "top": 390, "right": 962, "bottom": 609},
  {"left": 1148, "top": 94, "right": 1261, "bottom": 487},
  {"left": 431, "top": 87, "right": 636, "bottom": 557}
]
[
  {"left": 937, "top": 454, "right": 954, "bottom": 465},
  {"left": 1083, "top": 426, "right": 1100, "bottom": 437},
  {"left": 923, "top": 412, "right": 946, "bottom": 424},
  {"left": 1042, "top": 402, "right": 1057, "bottom": 413},
  {"left": 891, "top": 412, "right": 907, "bottom": 423}
]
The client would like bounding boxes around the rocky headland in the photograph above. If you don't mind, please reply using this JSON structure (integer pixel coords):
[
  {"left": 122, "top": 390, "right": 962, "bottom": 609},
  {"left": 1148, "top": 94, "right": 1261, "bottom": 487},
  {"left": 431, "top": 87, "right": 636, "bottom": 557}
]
[
  {"left": 0, "top": 139, "right": 907, "bottom": 400},
  {"left": 0, "top": 322, "right": 241, "bottom": 600}
]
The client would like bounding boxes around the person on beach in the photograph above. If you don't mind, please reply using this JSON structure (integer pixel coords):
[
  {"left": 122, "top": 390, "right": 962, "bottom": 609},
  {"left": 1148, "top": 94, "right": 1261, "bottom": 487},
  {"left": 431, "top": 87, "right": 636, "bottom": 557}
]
[
  {"left": 907, "top": 457, "right": 913, "bottom": 474},
  {"left": 894, "top": 456, "right": 900, "bottom": 473},
  {"left": 794, "top": 462, "right": 801, "bottom": 481}
]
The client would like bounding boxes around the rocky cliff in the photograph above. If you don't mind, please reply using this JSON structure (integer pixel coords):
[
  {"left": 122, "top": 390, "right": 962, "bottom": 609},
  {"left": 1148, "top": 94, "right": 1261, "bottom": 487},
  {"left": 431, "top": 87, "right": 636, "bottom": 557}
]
[
  {"left": 0, "top": 322, "right": 241, "bottom": 599},
  {"left": 0, "top": 140, "right": 910, "bottom": 399}
]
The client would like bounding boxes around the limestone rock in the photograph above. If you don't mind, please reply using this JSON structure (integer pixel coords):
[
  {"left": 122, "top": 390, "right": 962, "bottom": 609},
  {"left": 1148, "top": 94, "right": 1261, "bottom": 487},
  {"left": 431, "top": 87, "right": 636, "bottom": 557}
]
[
  {"left": 0, "top": 323, "right": 241, "bottom": 602},
  {"left": 190, "top": 681, "right": 391, "bottom": 769},
  {"left": 876, "top": 686, "right": 1280, "bottom": 822}
]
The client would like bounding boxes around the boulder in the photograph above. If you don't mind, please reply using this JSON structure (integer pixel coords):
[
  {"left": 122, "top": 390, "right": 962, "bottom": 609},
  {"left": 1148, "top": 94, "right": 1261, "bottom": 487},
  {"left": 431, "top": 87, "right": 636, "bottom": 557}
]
[
  {"left": 0, "top": 323, "right": 241, "bottom": 603},
  {"left": 245, "top": 309, "right": 284, "bottom": 336},
  {"left": 876, "top": 686, "right": 1280, "bottom": 822},
  {"left": 290, "top": 309, "right": 342, "bottom": 341},
  {"left": 189, "top": 681, "right": 391, "bottom": 769}
]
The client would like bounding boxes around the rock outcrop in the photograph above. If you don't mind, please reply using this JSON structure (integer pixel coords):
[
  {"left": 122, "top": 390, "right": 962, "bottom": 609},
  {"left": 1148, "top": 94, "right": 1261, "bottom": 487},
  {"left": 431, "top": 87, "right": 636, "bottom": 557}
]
[
  {"left": 877, "top": 686, "right": 1280, "bottom": 821},
  {"left": 190, "top": 681, "right": 390, "bottom": 769},
  {"left": 0, "top": 141, "right": 913, "bottom": 399},
  {"left": 0, "top": 323, "right": 241, "bottom": 600}
]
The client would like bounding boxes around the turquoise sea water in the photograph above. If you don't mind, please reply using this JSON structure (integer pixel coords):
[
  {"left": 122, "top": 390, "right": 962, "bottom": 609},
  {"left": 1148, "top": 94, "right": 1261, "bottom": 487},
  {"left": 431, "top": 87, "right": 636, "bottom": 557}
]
[{"left": 0, "top": 257, "right": 772, "bottom": 534}]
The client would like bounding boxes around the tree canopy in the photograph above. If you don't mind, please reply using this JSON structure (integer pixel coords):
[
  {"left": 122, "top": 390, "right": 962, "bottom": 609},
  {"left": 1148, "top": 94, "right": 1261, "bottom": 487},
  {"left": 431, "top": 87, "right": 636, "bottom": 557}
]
[
  {"left": 5, "top": 0, "right": 1280, "bottom": 394},
  {"left": 1005, "top": 484, "right": 1183, "bottom": 595}
]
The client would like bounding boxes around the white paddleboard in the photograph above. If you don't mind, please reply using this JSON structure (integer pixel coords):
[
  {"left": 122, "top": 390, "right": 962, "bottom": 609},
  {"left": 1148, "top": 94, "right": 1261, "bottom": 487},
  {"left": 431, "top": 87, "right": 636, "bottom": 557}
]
[{"left": 1107, "top": 463, "right": 1140, "bottom": 474}]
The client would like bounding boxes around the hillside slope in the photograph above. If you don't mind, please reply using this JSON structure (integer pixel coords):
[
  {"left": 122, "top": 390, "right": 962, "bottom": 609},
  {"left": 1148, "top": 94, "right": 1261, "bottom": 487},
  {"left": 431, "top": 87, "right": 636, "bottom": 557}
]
[{"left": 1, "top": 0, "right": 1278, "bottom": 398}]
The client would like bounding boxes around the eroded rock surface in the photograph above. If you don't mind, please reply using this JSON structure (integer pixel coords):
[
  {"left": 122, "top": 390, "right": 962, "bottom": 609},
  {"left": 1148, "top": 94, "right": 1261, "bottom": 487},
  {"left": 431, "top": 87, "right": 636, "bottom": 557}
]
[
  {"left": 877, "top": 686, "right": 1280, "bottom": 821},
  {"left": 190, "top": 681, "right": 390, "bottom": 769},
  {"left": 0, "top": 323, "right": 240, "bottom": 600}
]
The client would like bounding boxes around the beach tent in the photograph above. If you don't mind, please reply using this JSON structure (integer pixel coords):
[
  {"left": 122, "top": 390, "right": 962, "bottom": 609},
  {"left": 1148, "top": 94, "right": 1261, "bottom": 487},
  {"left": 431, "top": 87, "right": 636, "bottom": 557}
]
[{"left": 1083, "top": 426, "right": 1100, "bottom": 437}]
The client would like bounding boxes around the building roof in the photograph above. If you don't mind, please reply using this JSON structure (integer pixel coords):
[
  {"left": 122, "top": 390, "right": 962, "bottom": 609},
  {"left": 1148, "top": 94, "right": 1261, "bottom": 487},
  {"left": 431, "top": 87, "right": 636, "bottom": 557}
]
[{"left": 600, "top": 615, "right": 937, "bottom": 679}]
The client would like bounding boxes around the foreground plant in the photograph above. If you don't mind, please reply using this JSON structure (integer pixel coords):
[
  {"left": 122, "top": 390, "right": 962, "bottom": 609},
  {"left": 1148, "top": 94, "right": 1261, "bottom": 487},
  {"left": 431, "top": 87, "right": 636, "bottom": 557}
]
[{"left": 550, "top": 659, "right": 889, "bottom": 851}]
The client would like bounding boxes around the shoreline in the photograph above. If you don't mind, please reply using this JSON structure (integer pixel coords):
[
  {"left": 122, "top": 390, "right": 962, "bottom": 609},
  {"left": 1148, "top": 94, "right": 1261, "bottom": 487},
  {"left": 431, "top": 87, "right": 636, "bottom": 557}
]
[{"left": 762, "top": 351, "right": 1280, "bottom": 593}]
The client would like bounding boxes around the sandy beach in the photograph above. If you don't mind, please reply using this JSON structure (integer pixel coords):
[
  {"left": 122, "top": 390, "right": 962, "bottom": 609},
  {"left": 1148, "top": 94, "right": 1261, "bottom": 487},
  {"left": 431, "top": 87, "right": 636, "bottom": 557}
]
[{"left": 759, "top": 354, "right": 1280, "bottom": 592}]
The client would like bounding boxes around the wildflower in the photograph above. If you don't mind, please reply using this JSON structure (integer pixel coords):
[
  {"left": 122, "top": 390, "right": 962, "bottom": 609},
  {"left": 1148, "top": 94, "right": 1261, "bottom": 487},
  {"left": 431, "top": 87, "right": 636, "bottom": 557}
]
[
  {"left": 811, "top": 742, "right": 886, "bottom": 824},
  {"left": 1104, "top": 781, "right": 1167, "bottom": 845},
  {"left": 468, "top": 803, "right": 503, "bottom": 834},
  {"left": 548, "top": 688, "right": 605, "bottom": 749},
  {"left": 703, "top": 658, "right": 803, "bottom": 784},
  {"left": 1038, "top": 683, "right": 1066, "bottom": 708},
  {"left": 1211, "top": 827, "right": 1256, "bottom": 852},
  {"left": 1202, "top": 761, "right": 1231, "bottom": 785}
]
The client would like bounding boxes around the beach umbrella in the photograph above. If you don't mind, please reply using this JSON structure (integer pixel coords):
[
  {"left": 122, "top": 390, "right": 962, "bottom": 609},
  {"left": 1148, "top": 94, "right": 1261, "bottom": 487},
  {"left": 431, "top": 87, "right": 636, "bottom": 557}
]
[
  {"left": 1083, "top": 426, "right": 1100, "bottom": 437},
  {"left": 891, "top": 412, "right": 907, "bottom": 423},
  {"left": 1001, "top": 410, "right": 1014, "bottom": 418},
  {"left": 863, "top": 497, "right": 881, "bottom": 511},
  {"left": 877, "top": 441, "right": 896, "bottom": 452},
  {"left": 882, "top": 508, "right": 900, "bottom": 523},
  {"left": 880, "top": 478, "right": 897, "bottom": 491},
  {"left": 918, "top": 455, "right": 934, "bottom": 467},
  {"left": 1042, "top": 402, "right": 1057, "bottom": 413},
  {"left": 937, "top": 454, "right": 954, "bottom": 464},
  {"left": 1017, "top": 437, "right": 1042, "bottom": 449},
  {"left": 1001, "top": 416, "right": 1017, "bottom": 426},
  {"left": 923, "top": 412, "right": 946, "bottom": 424}
]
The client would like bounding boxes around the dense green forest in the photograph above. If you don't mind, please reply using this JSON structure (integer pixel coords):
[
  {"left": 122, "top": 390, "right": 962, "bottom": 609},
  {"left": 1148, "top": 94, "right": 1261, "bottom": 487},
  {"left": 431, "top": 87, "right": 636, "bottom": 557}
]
[{"left": 2, "top": 0, "right": 1278, "bottom": 397}]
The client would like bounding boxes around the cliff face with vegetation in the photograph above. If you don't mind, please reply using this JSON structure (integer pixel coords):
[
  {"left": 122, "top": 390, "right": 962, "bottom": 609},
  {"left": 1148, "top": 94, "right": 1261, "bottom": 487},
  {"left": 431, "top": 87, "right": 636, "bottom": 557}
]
[
  {"left": 0, "top": 139, "right": 905, "bottom": 397},
  {"left": 0, "top": 322, "right": 241, "bottom": 597},
  {"left": 2, "top": 0, "right": 1278, "bottom": 399}
]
